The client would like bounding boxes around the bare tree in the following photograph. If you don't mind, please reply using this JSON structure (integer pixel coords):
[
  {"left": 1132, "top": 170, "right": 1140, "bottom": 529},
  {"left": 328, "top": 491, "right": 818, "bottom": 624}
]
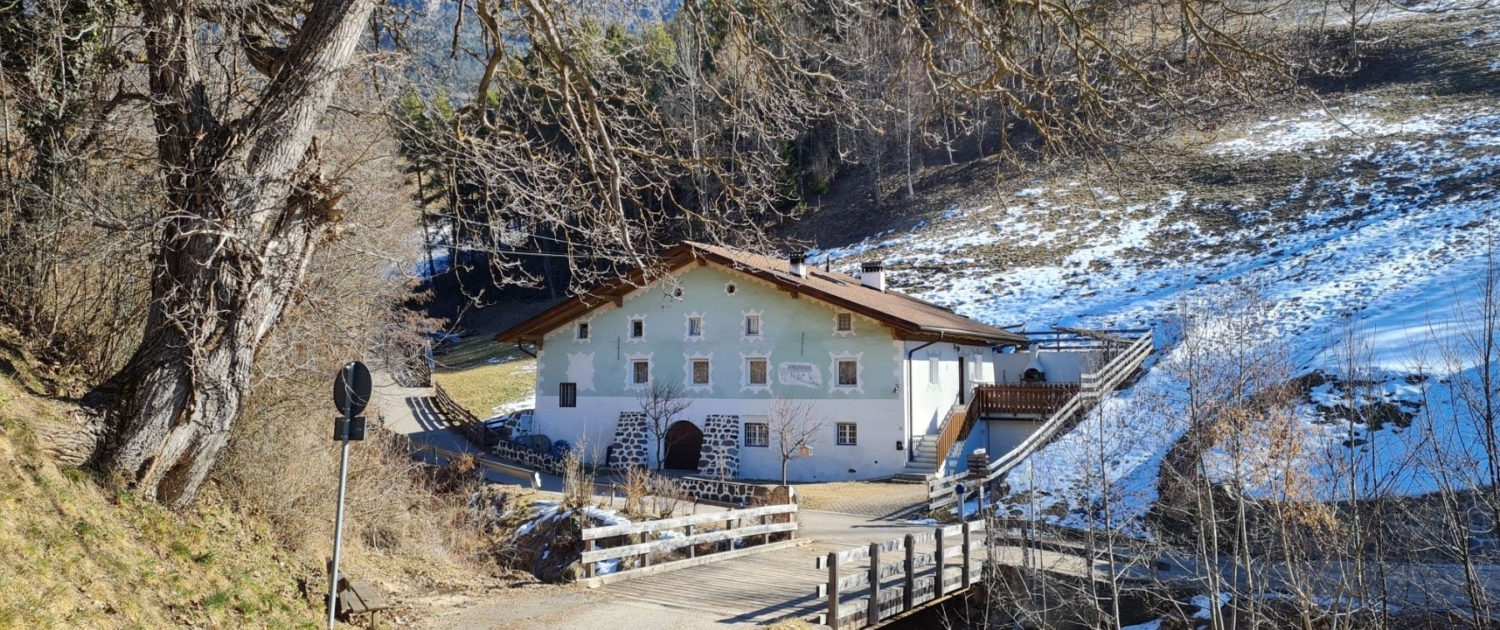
[
  {"left": 767, "top": 394, "right": 823, "bottom": 487},
  {"left": 51, "top": 0, "right": 383, "bottom": 508},
  {"left": 638, "top": 378, "right": 693, "bottom": 471}
]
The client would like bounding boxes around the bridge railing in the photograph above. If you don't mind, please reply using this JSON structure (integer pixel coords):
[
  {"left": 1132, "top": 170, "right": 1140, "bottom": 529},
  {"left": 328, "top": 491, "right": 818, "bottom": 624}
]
[
  {"left": 815, "top": 520, "right": 987, "bottom": 630},
  {"left": 580, "top": 502, "right": 799, "bottom": 585}
]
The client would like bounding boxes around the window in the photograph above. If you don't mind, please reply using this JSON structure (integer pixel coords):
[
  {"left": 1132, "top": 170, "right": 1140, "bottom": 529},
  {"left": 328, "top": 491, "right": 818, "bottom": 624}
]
[
  {"left": 837, "top": 359, "right": 858, "bottom": 386},
  {"left": 748, "top": 358, "right": 769, "bottom": 385},
  {"left": 576, "top": 322, "right": 590, "bottom": 341},
  {"left": 725, "top": 282, "right": 738, "bottom": 295},
  {"left": 688, "top": 316, "right": 703, "bottom": 338},
  {"left": 691, "top": 359, "right": 711, "bottom": 385},
  {"left": 559, "top": 382, "right": 577, "bottom": 407},
  {"left": 745, "top": 422, "right": 769, "bottom": 447},
  {"left": 836, "top": 422, "right": 858, "bottom": 446},
  {"left": 630, "top": 318, "right": 644, "bottom": 338},
  {"left": 836, "top": 312, "right": 853, "bottom": 332},
  {"left": 632, "top": 360, "right": 650, "bottom": 384},
  {"left": 673, "top": 287, "right": 684, "bottom": 298},
  {"left": 745, "top": 315, "right": 761, "bottom": 336},
  {"left": 929, "top": 355, "right": 940, "bottom": 385}
]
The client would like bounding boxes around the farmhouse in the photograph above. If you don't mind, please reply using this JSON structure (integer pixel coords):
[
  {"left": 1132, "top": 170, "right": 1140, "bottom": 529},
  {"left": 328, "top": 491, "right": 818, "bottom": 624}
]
[{"left": 495, "top": 241, "right": 1116, "bottom": 482}]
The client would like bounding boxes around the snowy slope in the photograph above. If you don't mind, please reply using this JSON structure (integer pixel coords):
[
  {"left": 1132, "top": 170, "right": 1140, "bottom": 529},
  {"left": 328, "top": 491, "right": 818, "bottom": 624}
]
[{"left": 814, "top": 88, "right": 1500, "bottom": 527}]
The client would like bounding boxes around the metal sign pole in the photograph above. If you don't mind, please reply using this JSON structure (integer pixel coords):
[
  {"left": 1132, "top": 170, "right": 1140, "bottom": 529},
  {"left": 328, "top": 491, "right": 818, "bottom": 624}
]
[{"left": 327, "top": 363, "right": 353, "bottom": 629}]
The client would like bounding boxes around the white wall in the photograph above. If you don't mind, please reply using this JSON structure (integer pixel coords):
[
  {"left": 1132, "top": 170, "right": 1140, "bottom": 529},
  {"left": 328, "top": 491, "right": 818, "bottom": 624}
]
[
  {"left": 989, "top": 348, "right": 1097, "bottom": 384},
  {"left": 532, "top": 394, "right": 908, "bottom": 482},
  {"left": 985, "top": 419, "right": 1044, "bottom": 460},
  {"left": 904, "top": 341, "right": 990, "bottom": 438}
]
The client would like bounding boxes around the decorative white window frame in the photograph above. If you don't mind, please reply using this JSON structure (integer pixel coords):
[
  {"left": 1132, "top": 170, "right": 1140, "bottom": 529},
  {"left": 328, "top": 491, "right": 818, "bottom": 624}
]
[
  {"left": 740, "top": 351, "right": 773, "bottom": 394},
  {"left": 833, "top": 311, "right": 855, "bottom": 337},
  {"left": 741, "top": 309, "right": 764, "bottom": 342},
  {"left": 566, "top": 351, "right": 597, "bottom": 392},
  {"left": 684, "top": 311, "right": 706, "bottom": 342},
  {"left": 724, "top": 281, "right": 739, "bottom": 296},
  {"left": 928, "top": 353, "right": 941, "bottom": 386},
  {"left": 624, "top": 351, "right": 653, "bottom": 391},
  {"left": 829, "top": 351, "right": 864, "bottom": 394},
  {"left": 575, "top": 320, "right": 592, "bottom": 343},
  {"left": 683, "top": 352, "right": 714, "bottom": 393},
  {"left": 627, "top": 314, "right": 646, "bottom": 343}
]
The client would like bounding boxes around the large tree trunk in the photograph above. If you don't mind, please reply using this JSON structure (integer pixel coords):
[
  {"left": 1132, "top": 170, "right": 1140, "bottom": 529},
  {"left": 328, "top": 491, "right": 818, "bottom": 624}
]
[{"left": 86, "top": 0, "right": 378, "bottom": 509}]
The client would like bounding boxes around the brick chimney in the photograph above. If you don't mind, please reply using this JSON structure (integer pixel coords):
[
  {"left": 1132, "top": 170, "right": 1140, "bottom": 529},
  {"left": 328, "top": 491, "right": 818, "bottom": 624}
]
[
  {"left": 789, "top": 252, "right": 808, "bottom": 278},
  {"left": 860, "top": 261, "right": 885, "bottom": 292}
]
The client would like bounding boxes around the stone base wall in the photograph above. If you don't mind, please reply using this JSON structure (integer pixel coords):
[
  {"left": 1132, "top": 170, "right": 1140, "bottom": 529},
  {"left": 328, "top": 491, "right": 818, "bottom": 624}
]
[
  {"left": 678, "top": 476, "right": 773, "bottom": 507},
  {"left": 490, "top": 440, "right": 567, "bottom": 477},
  {"left": 610, "top": 412, "right": 650, "bottom": 468},
  {"left": 697, "top": 414, "right": 741, "bottom": 478}
]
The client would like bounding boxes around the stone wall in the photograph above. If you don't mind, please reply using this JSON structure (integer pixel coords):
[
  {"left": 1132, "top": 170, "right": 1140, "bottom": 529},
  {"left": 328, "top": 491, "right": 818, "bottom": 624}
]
[
  {"left": 489, "top": 440, "right": 567, "bottom": 476},
  {"left": 609, "top": 411, "right": 650, "bottom": 468},
  {"left": 697, "top": 414, "right": 741, "bottom": 478},
  {"left": 677, "top": 476, "right": 772, "bottom": 507}
]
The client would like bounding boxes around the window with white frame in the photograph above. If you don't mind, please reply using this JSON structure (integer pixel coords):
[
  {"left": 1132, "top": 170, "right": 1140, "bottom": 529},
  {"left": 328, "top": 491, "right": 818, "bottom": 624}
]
[
  {"left": 836, "top": 312, "right": 853, "bottom": 332},
  {"left": 745, "top": 422, "right": 769, "bottom": 447},
  {"left": 631, "top": 360, "right": 650, "bottom": 384},
  {"left": 576, "top": 322, "right": 590, "bottom": 341},
  {"left": 929, "top": 354, "right": 940, "bottom": 385},
  {"left": 748, "top": 358, "right": 769, "bottom": 385},
  {"left": 691, "top": 359, "right": 711, "bottom": 385},
  {"left": 744, "top": 314, "right": 761, "bottom": 337},
  {"left": 688, "top": 315, "right": 703, "bottom": 338},
  {"left": 630, "top": 318, "right": 645, "bottom": 339},
  {"left": 837, "top": 359, "right": 858, "bottom": 386},
  {"left": 559, "top": 382, "right": 577, "bottom": 407},
  {"left": 836, "top": 422, "right": 858, "bottom": 446},
  {"left": 725, "top": 282, "right": 738, "bottom": 296}
]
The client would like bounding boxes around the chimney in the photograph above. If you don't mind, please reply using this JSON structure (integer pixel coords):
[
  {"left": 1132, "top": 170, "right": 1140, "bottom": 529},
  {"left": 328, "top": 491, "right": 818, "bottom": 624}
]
[
  {"left": 789, "top": 252, "right": 808, "bottom": 278},
  {"left": 860, "top": 261, "right": 886, "bottom": 292}
]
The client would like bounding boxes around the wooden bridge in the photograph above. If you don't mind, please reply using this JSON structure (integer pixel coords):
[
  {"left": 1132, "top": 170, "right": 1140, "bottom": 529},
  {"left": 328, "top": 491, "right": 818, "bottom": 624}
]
[{"left": 589, "top": 509, "right": 1123, "bottom": 628}]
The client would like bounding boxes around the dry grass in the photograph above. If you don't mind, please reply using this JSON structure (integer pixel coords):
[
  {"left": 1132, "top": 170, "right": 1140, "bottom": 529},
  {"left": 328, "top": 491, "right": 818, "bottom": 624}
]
[
  {"left": 0, "top": 374, "right": 321, "bottom": 629},
  {"left": 432, "top": 335, "right": 536, "bottom": 418}
]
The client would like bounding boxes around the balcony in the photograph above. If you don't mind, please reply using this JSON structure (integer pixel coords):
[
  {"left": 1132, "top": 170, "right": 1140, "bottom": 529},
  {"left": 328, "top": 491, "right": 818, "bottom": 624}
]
[{"left": 972, "top": 383, "right": 1080, "bottom": 418}]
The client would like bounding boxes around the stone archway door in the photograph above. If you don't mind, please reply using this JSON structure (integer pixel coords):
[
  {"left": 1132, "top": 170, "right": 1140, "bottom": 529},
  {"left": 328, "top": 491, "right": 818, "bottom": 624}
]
[{"left": 663, "top": 421, "right": 704, "bottom": 471}]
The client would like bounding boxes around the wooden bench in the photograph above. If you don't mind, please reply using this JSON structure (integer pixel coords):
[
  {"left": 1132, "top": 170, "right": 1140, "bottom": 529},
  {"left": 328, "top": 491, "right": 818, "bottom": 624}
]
[{"left": 337, "top": 576, "right": 390, "bottom": 628}]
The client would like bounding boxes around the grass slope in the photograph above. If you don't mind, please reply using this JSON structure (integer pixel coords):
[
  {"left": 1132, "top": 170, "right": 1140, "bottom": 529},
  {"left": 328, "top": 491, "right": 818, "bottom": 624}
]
[
  {"left": 432, "top": 335, "right": 536, "bottom": 418},
  {"left": 0, "top": 374, "right": 322, "bottom": 629}
]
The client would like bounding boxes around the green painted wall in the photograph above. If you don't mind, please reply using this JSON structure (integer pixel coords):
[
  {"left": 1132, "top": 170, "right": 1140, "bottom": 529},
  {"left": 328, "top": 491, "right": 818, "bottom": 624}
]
[{"left": 535, "top": 264, "right": 903, "bottom": 402}]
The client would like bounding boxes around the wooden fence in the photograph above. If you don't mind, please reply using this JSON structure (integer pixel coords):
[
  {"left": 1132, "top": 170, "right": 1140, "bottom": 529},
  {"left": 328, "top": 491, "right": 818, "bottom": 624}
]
[
  {"left": 816, "top": 520, "right": 988, "bottom": 630},
  {"left": 431, "top": 382, "right": 491, "bottom": 447},
  {"left": 928, "top": 330, "right": 1154, "bottom": 512},
  {"left": 580, "top": 503, "right": 799, "bottom": 585}
]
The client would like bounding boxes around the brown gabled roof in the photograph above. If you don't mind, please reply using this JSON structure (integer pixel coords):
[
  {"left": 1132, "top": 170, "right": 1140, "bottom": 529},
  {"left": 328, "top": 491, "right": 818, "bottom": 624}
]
[{"left": 495, "top": 241, "right": 1029, "bottom": 347}]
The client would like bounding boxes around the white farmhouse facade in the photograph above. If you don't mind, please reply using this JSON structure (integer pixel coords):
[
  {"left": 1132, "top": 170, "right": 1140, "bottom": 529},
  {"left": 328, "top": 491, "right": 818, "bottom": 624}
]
[{"left": 495, "top": 242, "right": 1051, "bottom": 482}]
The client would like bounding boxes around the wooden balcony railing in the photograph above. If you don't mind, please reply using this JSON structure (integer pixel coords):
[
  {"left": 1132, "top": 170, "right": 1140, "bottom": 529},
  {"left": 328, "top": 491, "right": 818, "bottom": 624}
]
[{"left": 973, "top": 383, "right": 1080, "bottom": 417}]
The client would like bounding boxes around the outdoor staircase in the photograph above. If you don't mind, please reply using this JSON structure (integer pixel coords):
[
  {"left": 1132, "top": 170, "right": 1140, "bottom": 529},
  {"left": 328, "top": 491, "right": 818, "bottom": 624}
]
[{"left": 892, "top": 430, "right": 948, "bottom": 483}]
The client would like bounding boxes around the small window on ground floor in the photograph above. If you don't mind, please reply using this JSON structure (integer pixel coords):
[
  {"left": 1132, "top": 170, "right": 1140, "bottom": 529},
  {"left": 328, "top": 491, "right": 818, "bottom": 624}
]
[
  {"left": 559, "top": 382, "right": 577, "bottom": 407},
  {"left": 632, "top": 360, "right": 650, "bottom": 384},
  {"left": 691, "top": 359, "right": 711, "bottom": 384},
  {"left": 836, "top": 422, "right": 857, "bottom": 446},
  {"left": 745, "top": 422, "right": 769, "bottom": 447}
]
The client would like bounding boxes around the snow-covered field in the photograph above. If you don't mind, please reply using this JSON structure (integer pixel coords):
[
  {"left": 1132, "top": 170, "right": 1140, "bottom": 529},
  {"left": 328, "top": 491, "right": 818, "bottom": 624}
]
[{"left": 815, "top": 84, "right": 1500, "bottom": 527}]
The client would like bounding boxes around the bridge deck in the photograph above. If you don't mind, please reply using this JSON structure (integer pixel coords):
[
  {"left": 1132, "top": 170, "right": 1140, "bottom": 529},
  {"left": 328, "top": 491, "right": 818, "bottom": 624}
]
[{"left": 593, "top": 513, "right": 1102, "bottom": 628}]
